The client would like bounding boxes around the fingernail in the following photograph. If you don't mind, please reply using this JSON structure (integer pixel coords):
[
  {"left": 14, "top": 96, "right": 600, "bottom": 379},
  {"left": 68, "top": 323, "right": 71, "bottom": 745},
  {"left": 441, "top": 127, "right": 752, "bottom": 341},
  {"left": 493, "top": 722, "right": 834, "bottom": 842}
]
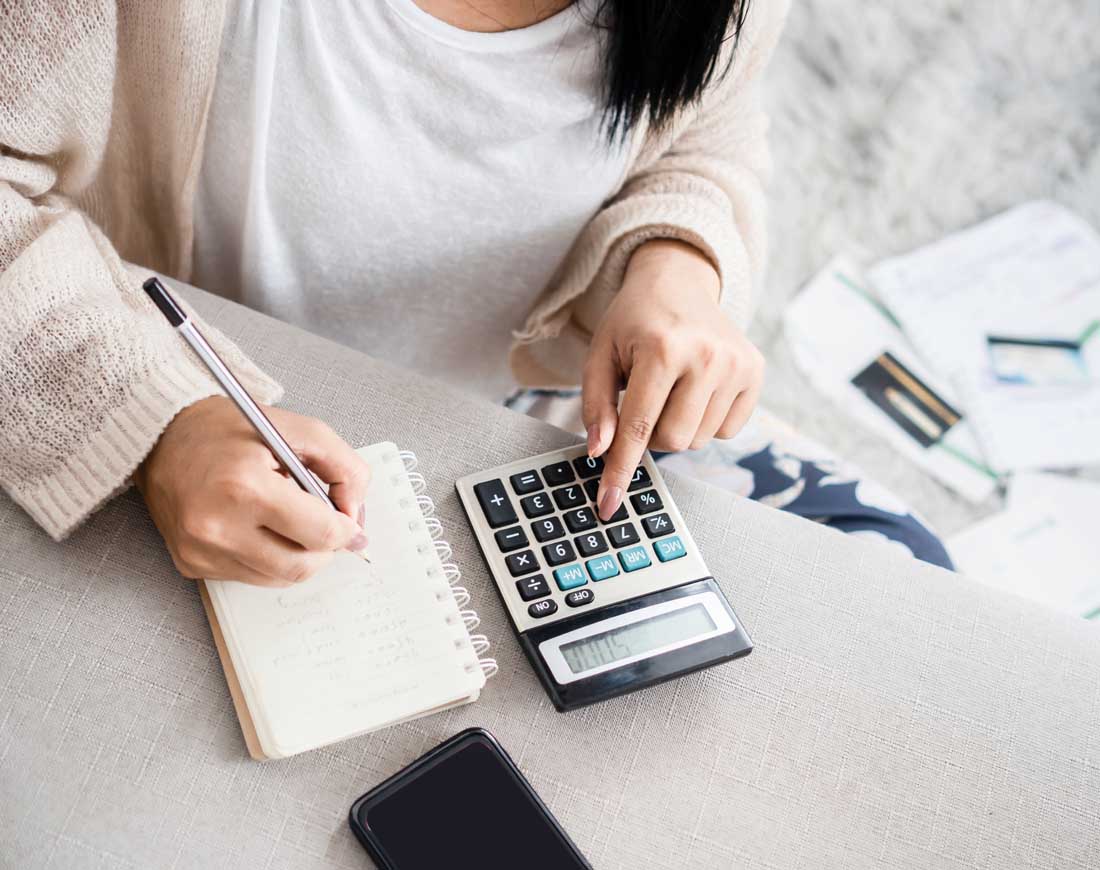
[
  {"left": 586, "top": 424, "right": 601, "bottom": 458},
  {"left": 598, "top": 486, "right": 622, "bottom": 521},
  {"left": 356, "top": 504, "right": 366, "bottom": 528},
  {"left": 349, "top": 532, "right": 369, "bottom": 552}
]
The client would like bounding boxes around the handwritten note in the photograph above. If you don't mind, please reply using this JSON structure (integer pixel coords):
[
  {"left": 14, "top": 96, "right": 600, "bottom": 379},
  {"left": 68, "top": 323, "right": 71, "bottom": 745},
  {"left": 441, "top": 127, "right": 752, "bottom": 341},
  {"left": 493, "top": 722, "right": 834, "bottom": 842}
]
[{"left": 205, "top": 443, "right": 484, "bottom": 758}]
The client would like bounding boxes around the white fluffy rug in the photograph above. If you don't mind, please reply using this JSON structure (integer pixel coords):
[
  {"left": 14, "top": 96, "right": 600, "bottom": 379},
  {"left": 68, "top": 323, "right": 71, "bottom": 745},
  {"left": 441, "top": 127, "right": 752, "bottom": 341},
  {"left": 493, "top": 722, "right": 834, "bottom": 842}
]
[{"left": 753, "top": 0, "right": 1100, "bottom": 533}]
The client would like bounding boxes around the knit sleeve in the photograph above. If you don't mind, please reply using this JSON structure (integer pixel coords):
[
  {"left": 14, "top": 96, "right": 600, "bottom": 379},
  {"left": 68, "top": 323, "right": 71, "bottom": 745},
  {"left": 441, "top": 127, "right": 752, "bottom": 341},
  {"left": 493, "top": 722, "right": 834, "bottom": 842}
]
[
  {"left": 0, "top": 3, "right": 281, "bottom": 540},
  {"left": 509, "top": 0, "right": 790, "bottom": 388}
]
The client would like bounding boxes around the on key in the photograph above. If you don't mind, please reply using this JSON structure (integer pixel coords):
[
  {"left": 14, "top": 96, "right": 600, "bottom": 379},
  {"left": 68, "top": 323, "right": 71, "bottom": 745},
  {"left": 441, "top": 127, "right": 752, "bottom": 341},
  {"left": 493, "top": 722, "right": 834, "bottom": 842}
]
[{"left": 474, "top": 479, "right": 517, "bottom": 528}]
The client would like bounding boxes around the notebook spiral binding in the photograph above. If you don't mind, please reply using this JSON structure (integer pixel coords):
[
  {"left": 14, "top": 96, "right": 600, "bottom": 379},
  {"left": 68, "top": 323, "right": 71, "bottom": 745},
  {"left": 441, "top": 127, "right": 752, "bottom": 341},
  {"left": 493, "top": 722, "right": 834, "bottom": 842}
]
[{"left": 397, "top": 450, "right": 498, "bottom": 680}]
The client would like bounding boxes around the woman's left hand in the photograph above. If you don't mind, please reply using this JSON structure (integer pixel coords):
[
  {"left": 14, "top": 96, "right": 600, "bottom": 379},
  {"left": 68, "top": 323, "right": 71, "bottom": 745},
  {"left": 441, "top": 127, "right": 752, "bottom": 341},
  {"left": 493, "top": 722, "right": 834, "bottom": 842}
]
[{"left": 583, "top": 239, "right": 765, "bottom": 520}]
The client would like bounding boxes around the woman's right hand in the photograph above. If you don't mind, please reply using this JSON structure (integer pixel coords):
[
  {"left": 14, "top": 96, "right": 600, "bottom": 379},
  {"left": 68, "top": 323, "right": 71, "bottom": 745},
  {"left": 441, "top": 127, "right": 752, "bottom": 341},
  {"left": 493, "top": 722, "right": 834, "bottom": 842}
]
[{"left": 134, "top": 397, "right": 371, "bottom": 587}]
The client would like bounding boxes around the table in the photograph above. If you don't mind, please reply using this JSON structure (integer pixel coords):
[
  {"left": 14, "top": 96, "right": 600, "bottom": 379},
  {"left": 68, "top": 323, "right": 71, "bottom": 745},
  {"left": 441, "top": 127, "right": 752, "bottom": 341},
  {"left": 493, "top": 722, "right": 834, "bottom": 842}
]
[{"left": 2, "top": 286, "right": 1099, "bottom": 869}]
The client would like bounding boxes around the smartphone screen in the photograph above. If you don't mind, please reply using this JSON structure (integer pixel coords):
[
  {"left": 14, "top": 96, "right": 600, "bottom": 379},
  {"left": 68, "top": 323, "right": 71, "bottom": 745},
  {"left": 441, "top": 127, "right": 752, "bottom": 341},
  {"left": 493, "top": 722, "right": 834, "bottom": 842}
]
[{"left": 352, "top": 730, "right": 589, "bottom": 870}]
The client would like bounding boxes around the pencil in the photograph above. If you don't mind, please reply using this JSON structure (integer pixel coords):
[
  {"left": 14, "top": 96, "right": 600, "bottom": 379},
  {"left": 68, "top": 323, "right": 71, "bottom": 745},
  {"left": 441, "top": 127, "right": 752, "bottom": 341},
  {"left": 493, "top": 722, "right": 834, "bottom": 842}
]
[{"left": 143, "top": 277, "right": 370, "bottom": 564}]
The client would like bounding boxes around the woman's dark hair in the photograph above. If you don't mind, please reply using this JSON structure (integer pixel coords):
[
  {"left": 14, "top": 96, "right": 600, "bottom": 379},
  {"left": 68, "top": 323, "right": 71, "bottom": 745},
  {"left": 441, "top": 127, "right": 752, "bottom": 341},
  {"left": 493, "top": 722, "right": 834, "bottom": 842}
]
[{"left": 592, "top": 0, "right": 751, "bottom": 139}]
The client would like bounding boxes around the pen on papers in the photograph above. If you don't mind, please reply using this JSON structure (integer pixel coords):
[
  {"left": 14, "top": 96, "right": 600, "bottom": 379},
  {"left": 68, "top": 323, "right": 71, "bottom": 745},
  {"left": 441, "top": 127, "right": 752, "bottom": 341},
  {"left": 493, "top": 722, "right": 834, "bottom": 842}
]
[{"left": 142, "top": 277, "right": 369, "bottom": 564}]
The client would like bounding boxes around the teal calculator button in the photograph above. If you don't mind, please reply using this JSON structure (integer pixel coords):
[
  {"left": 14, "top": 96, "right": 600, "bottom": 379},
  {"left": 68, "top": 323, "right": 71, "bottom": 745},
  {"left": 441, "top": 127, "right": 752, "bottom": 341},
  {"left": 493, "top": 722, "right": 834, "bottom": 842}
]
[
  {"left": 585, "top": 555, "right": 620, "bottom": 582},
  {"left": 618, "top": 545, "right": 651, "bottom": 572},
  {"left": 654, "top": 535, "right": 687, "bottom": 562},
  {"left": 553, "top": 563, "right": 588, "bottom": 590}
]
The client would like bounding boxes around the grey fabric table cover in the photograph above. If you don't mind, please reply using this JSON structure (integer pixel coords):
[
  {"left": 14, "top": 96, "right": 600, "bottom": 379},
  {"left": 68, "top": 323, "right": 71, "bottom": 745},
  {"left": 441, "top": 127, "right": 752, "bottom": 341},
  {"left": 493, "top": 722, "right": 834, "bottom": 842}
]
[{"left": 2, "top": 287, "right": 1099, "bottom": 870}]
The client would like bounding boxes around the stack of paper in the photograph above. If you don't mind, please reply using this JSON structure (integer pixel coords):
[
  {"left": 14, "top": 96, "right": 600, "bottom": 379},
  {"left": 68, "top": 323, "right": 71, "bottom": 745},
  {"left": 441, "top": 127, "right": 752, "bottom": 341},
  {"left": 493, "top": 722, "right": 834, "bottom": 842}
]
[
  {"left": 948, "top": 472, "right": 1100, "bottom": 619},
  {"left": 783, "top": 254, "right": 999, "bottom": 502},
  {"left": 868, "top": 201, "right": 1100, "bottom": 473}
]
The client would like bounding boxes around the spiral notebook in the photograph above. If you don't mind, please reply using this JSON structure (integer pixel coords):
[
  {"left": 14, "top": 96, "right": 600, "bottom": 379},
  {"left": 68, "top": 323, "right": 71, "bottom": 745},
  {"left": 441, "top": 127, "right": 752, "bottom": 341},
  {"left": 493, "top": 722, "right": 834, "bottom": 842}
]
[{"left": 200, "top": 442, "right": 496, "bottom": 760}]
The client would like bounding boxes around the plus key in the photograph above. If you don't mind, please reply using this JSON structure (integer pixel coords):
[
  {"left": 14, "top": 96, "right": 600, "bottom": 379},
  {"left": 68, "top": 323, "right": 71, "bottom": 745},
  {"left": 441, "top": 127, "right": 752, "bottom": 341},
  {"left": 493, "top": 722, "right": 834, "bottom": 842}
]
[{"left": 474, "top": 479, "right": 518, "bottom": 528}]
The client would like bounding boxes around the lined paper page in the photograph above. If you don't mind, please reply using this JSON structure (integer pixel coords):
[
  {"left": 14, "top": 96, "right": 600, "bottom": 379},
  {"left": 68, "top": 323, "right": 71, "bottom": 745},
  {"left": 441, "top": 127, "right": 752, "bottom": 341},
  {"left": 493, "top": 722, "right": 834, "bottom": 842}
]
[{"left": 207, "top": 443, "right": 484, "bottom": 758}]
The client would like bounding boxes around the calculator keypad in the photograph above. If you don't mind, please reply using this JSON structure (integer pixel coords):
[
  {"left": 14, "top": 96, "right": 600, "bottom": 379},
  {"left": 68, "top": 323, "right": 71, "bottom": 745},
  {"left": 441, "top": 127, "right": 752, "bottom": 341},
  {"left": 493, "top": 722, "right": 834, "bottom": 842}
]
[{"left": 461, "top": 452, "right": 697, "bottom": 631}]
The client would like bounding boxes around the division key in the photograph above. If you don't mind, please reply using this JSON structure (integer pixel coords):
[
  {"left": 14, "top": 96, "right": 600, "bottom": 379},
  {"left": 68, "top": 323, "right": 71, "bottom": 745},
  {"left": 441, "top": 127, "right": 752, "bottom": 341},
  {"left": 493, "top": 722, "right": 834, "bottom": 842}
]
[{"left": 474, "top": 479, "right": 518, "bottom": 528}]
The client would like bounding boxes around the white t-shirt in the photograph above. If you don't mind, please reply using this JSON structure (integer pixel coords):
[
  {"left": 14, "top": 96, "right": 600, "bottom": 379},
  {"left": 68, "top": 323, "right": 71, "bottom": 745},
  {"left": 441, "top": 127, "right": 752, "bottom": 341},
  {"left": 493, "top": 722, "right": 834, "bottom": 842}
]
[{"left": 193, "top": 0, "right": 629, "bottom": 399}]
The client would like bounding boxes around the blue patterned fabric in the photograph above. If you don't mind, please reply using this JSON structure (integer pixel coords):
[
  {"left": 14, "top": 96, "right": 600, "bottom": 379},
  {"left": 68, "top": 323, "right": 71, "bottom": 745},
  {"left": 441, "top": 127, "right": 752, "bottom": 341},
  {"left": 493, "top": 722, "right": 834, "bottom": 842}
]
[{"left": 688, "top": 444, "right": 953, "bottom": 569}]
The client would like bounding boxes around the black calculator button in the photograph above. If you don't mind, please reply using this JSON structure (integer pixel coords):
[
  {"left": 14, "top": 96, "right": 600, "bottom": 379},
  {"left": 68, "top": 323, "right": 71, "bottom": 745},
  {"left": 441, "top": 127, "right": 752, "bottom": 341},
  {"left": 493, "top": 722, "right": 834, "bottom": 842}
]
[
  {"left": 572, "top": 455, "right": 604, "bottom": 479},
  {"left": 563, "top": 507, "right": 597, "bottom": 533},
  {"left": 630, "top": 489, "right": 663, "bottom": 515},
  {"left": 583, "top": 479, "right": 600, "bottom": 502},
  {"left": 531, "top": 516, "right": 566, "bottom": 543},
  {"left": 474, "top": 479, "right": 517, "bottom": 529},
  {"left": 520, "top": 492, "right": 554, "bottom": 518},
  {"left": 528, "top": 599, "right": 558, "bottom": 619},
  {"left": 509, "top": 470, "right": 543, "bottom": 495},
  {"left": 574, "top": 531, "right": 608, "bottom": 557},
  {"left": 506, "top": 550, "right": 539, "bottom": 577},
  {"left": 600, "top": 502, "right": 628, "bottom": 524},
  {"left": 542, "top": 540, "right": 577, "bottom": 567},
  {"left": 642, "top": 513, "right": 675, "bottom": 539},
  {"left": 541, "top": 461, "right": 575, "bottom": 486},
  {"left": 516, "top": 575, "right": 550, "bottom": 601},
  {"left": 552, "top": 485, "right": 585, "bottom": 510},
  {"left": 495, "top": 526, "right": 529, "bottom": 552},
  {"left": 607, "top": 522, "right": 640, "bottom": 548},
  {"left": 628, "top": 465, "right": 652, "bottom": 491},
  {"left": 565, "top": 588, "right": 595, "bottom": 608}
]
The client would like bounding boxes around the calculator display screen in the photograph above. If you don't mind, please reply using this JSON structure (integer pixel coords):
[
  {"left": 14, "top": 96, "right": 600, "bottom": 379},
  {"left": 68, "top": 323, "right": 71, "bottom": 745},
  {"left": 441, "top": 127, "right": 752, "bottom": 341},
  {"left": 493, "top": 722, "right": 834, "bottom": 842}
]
[{"left": 559, "top": 604, "right": 716, "bottom": 674}]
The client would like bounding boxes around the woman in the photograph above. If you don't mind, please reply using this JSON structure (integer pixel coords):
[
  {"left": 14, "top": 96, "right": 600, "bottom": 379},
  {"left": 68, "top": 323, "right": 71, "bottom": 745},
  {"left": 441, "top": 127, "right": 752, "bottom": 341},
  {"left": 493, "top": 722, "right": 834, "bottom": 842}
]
[{"left": 0, "top": 0, "right": 949, "bottom": 586}]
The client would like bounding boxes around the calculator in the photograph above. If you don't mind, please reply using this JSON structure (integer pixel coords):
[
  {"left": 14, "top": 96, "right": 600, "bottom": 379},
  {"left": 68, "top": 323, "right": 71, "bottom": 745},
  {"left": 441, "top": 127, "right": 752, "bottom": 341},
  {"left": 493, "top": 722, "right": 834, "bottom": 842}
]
[{"left": 456, "top": 446, "right": 752, "bottom": 711}]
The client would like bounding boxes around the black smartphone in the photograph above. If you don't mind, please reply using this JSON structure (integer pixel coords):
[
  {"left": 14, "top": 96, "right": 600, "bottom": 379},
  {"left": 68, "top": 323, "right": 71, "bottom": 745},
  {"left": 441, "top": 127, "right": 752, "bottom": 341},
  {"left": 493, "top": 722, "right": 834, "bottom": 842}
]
[{"left": 348, "top": 728, "right": 592, "bottom": 870}]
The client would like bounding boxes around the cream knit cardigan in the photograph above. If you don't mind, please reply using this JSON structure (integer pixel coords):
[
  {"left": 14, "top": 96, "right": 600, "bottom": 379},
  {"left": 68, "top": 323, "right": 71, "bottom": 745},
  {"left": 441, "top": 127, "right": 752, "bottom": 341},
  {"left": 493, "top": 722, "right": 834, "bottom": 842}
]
[{"left": 0, "top": 0, "right": 788, "bottom": 541}]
